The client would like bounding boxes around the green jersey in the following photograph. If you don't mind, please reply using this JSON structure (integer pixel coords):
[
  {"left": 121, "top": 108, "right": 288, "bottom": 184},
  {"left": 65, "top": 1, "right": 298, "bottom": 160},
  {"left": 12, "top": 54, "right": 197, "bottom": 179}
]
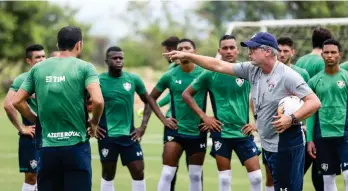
[
  {"left": 99, "top": 72, "right": 146, "bottom": 138},
  {"left": 291, "top": 64, "right": 310, "bottom": 82},
  {"left": 340, "top": 61, "right": 348, "bottom": 71},
  {"left": 155, "top": 65, "right": 206, "bottom": 137},
  {"left": 20, "top": 57, "right": 99, "bottom": 147},
  {"left": 10, "top": 72, "right": 37, "bottom": 114},
  {"left": 192, "top": 70, "right": 250, "bottom": 138},
  {"left": 306, "top": 69, "right": 348, "bottom": 142},
  {"left": 296, "top": 54, "right": 325, "bottom": 78}
]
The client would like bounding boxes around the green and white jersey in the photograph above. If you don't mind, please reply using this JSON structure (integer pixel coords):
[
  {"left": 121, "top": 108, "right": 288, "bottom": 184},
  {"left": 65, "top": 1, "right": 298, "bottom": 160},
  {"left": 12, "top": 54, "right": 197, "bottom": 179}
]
[
  {"left": 296, "top": 54, "right": 325, "bottom": 78},
  {"left": 155, "top": 65, "right": 207, "bottom": 137},
  {"left": 307, "top": 69, "right": 348, "bottom": 142},
  {"left": 340, "top": 61, "right": 348, "bottom": 71},
  {"left": 98, "top": 72, "right": 146, "bottom": 138},
  {"left": 191, "top": 70, "right": 250, "bottom": 138},
  {"left": 291, "top": 65, "right": 310, "bottom": 82},
  {"left": 20, "top": 57, "right": 99, "bottom": 147}
]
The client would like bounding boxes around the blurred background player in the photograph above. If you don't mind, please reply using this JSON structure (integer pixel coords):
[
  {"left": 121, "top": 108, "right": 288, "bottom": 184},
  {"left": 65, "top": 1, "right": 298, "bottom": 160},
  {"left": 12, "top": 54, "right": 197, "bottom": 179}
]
[
  {"left": 3, "top": 44, "right": 46, "bottom": 191},
  {"left": 296, "top": 27, "right": 333, "bottom": 78},
  {"left": 307, "top": 39, "right": 348, "bottom": 191},
  {"left": 145, "top": 39, "right": 207, "bottom": 191},
  {"left": 12, "top": 26, "right": 104, "bottom": 191},
  {"left": 98, "top": 46, "right": 176, "bottom": 191},
  {"left": 182, "top": 35, "right": 262, "bottom": 191}
]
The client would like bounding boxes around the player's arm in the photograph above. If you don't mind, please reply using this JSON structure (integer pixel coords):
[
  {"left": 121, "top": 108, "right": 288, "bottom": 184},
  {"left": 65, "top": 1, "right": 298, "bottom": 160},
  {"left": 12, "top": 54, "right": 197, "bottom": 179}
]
[
  {"left": 4, "top": 89, "right": 23, "bottom": 131},
  {"left": 12, "top": 89, "right": 37, "bottom": 124},
  {"left": 163, "top": 51, "right": 236, "bottom": 76},
  {"left": 242, "top": 93, "right": 257, "bottom": 136},
  {"left": 86, "top": 83, "right": 104, "bottom": 126}
]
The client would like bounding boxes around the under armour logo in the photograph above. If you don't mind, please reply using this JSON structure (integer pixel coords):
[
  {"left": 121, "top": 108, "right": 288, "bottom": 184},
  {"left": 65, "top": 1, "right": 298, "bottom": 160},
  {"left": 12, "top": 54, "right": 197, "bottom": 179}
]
[
  {"left": 344, "top": 163, "right": 348, "bottom": 168},
  {"left": 280, "top": 188, "right": 288, "bottom": 191},
  {"left": 175, "top": 80, "right": 182, "bottom": 84},
  {"left": 136, "top": 151, "right": 143, "bottom": 156},
  {"left": 200, "top": 143, "right": 206, "bottom": 148}
]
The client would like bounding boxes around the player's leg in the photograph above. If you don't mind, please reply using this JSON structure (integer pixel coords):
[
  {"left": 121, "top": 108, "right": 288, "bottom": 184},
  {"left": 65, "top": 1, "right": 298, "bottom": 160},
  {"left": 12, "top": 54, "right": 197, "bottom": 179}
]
[
  {"left": 316, "top": 138, "right": 339, "bottom": 191},
  {"left": 37, "top": 146, "right": 63, "bottom": 191},
  {"left": 158, "top": 138, "right": 184, "bottom": 191},
  {"left": 261, "top": 150, "right": 274, "bottom": 191},
  {"left": 163, "top": 128, "right": 179, "bottom": 191},
  {"left": 211, "top": 138, "right": 232, "bottom": 191},
  {"left": 339, "top": 137, "right": 348, "bottom": 191},
  {"left": 304, "top": 142, "right": 324, "bottom": 191},
  {"left": 122, "top": 142, "right": 146, "bottom": 191},
  {"left": 18, "top": 135, "right": 39, "bottom": 191},
  {"left": 63, "top": 142, "right": 92, "bottom": 191},
  {"left": 185, "top": 137, "right": 207, "bottom": 191},
  {"left": 234, "top": 137, "right": 262, "bottom": 191},
  {"left": 98, "top": 139, "right": 119, "bottom": 191}
]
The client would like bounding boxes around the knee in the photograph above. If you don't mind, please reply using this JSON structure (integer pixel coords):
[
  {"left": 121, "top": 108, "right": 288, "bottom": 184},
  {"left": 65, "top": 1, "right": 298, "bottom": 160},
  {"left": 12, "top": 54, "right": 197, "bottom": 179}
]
[
  {"left": 218, "top": 171, "right": 231, "bottom": 187},
  {"left": 323, "top": 174, "right": 336, "bottom": 184},
  {"left": 248, "top": 169, "right": 262, "bottom": 185},
  {"left": 161, "top": 165, "right": 177, "bottom": 182},
  {"left": 102, "top": 170, "right": 115, "bottom": 181},
  {"left": 188, "top": 165, "right": 202, "bottom": 182},
  {"left": 132, "top": 167, "right": 144, "bottom": 180},
  {"left": 25, "top": 173, "right": 37, "bottom": 185}
]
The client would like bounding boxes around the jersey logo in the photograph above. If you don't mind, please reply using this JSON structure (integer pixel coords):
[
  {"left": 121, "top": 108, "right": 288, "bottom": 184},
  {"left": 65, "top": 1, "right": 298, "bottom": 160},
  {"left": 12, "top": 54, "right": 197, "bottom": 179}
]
[
  {"left": 167, "top": 136, "right": 174, "bottom": 141},
  {"left": 321, "top": 163, "right": 328, "bottom": 171},
  {"left": 30, "top": 160, "right": 37, "bottom": 169},
  {"left": 136, "top": 151, "right": 143, "bottom": 156},
  {"left": 280, "top": 188, "right": 288, "bottom": 191},
  {"left": 344, "top": 162, "right": 348, "bottom": 168},
  {"left": 268, "top": 81, "right": 276, "bottom": 92},
  {"left": 46, "top": 76, "right": 65, "bottom": 83},
  {"left": 337, "top": 80, "right": 345, "bottom": 88},
  {"left": 214, "top": 141, "right": 222, "bottom": 151},
  {"left": 101, "top": 148, "right": 109, "bottom": 157},
  {"left": 200, "top": 143, "right": 206, "bottom": 148},
  {"left": 236, "top": 78, "right": 244, "bottom": 87},
  {"left": 123, "top": 82, "right": 132, "bottom": 91},
  {"left": 175, "top": 80, "right": 182, "bottom": 84}
]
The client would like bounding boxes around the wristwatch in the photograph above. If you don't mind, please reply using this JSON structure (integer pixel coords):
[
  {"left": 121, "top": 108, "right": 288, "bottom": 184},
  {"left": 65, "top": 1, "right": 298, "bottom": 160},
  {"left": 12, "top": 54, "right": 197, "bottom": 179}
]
[{"left": 290, "top": 114, "right": 299, "bottom": 124}]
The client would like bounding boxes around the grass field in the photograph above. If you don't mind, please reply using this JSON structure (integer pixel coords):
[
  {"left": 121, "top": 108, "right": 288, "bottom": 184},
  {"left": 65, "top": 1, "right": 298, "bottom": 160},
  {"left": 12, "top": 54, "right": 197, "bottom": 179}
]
[{"left": 0, "top": 96, "right": 345, "bottom": 191}]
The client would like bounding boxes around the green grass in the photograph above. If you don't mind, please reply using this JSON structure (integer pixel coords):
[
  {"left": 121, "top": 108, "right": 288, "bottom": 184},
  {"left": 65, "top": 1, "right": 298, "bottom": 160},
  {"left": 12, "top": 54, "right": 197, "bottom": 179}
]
[{"left": 0, "top": 97, "right": 345, "bottom": 191}]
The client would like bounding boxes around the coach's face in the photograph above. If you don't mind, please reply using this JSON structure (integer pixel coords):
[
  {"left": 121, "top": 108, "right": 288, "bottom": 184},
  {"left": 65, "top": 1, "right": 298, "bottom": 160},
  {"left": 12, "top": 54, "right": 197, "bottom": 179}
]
[
  {"left": 322, "top": 44, "right": 341, "bottom": 66},
  {"left": 177, "top": 42, "right": 196, "bottom": 64},
  {"left": 278, "top": 45, "right": 295, "bottom": 64},
  {"left": 106, "top": 51, "right": 124, "bottom": 70},
  {"left": 218, "top": 39, "right": 239, "bottom": 63}
]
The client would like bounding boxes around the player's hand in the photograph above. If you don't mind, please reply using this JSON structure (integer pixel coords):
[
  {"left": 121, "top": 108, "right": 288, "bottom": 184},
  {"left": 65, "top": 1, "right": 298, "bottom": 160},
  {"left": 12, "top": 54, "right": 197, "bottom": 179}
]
[
  {"left": 162, "top": 51, "right": 188, "bottom": 62},
  {"left": 163, "top": 118, "right": 178, "bottom": 130},
  {"left": 199, "top": 116, "right": 223, "bottom": 132},
  {"left": 131, "top": 127, "right": 146, "bottom": 142},
  {"left": 242, "top": 123, "right": 256, "bottom": 136},
  {"left": 87, "top": 119, "right": 105, "bottom": 139},
  {"left": 271, "top": 114, "right": 292, "bottom": 133},
  {"left": 307, "top": 141, "right": 316, "bottom": 159},
  {"left": 19, "top": 125, "right": 35, "bottom": 138}
]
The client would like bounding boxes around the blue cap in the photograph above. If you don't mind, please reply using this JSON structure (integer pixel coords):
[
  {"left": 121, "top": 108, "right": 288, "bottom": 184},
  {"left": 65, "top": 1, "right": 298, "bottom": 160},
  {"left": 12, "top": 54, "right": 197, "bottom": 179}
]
[{"left": 240, "top": 32, "right": 280, "bottom": 51}]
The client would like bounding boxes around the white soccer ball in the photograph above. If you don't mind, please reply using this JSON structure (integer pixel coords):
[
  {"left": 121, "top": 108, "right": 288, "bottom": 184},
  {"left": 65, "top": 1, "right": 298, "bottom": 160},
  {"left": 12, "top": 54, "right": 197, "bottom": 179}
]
[{"left": 277, "top": 96, "right": 304, "bottom": 116}]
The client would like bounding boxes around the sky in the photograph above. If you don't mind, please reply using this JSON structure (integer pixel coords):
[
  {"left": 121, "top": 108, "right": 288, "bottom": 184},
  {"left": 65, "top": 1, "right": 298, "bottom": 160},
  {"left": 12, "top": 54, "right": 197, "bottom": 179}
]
[{"left": 49, "top": 0, "right": 197, "bottom": 41}]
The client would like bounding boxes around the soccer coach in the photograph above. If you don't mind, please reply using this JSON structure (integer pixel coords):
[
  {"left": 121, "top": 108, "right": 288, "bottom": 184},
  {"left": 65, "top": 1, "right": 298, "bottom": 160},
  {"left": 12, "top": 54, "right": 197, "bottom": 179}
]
[{"left": 164, "top": 32, "right": 321, "bottom": 191}]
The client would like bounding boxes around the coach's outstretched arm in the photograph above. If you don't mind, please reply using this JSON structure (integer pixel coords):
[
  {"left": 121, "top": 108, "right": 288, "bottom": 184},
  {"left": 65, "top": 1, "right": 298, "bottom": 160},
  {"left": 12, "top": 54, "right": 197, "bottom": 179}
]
[{"left": 163, "top": 51, "right": 236, "bottom": 76}]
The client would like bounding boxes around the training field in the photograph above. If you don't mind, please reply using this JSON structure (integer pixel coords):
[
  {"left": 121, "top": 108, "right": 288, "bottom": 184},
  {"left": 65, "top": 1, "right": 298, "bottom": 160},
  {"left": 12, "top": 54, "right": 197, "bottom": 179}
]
[{"left": 0, "top": 96, "right": 345, "bottom": 191}]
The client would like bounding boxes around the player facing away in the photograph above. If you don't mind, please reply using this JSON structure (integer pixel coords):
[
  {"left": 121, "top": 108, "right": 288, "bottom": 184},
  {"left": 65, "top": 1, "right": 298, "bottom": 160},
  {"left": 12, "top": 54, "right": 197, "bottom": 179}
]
[
  {"left": 296, "top": 27, "right": 333, "bottom": 78},
  {"left": 12, "top": 26, "right": 104, "bottom": 191},
  {"left": 164, "top": 32, "right": 322, "bottom": 191},
  {"left": 307, "top": 39, "right": 348, "bottom": 191},
  {"left": 98, "top": 46, "right": 176, "bottom": 191},
  {"left": 182, "top": 35, "right": 262, "bottom": 191},
  {"left": 144, "top": 39, "right": 207, "bottom": 191},
  {"left": 276, "top": 36, "right": 324, "bottom": 191},
  {"left": 3, "top": 44, "right": 46, "bottom": 191}
]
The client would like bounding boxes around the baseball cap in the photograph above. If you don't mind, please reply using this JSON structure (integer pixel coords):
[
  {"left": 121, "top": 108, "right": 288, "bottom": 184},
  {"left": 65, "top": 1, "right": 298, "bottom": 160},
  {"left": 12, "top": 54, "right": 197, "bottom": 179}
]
[{"left": 240, "top": 32, "right": 280, "bottom": 51}]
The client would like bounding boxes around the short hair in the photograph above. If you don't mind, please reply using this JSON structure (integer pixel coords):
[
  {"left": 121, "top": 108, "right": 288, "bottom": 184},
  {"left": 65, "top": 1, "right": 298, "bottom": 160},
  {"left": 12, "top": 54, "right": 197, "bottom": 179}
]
[
  {"left": 105, "top": 46, "right": 122, "bottom": 57},
  {"left": 178, "top": 38, "right": 196, "bottom": 49},
  {"left": 277, "top": 37, "right": 294, "bottom": 48},
  {"left": 312, "top": 27, "right": 333, "bottom": 49},
  {"left": 322, "top": 38, "right": 341, "bottom": 52},
  {"left": 25, "top": 44, "right": 44, "bottom": 59},
  {"left": 161, "top": 36, "right": 179, "bottom": 51},
  {"left": 260, "top": 45, "right": 278, "bottom": 56},
  {"left": 219, "top": 35, "right": 236, "bottom": 46},
  {"left": 57, "top": 26, "right": 82, "bottom": 51}
]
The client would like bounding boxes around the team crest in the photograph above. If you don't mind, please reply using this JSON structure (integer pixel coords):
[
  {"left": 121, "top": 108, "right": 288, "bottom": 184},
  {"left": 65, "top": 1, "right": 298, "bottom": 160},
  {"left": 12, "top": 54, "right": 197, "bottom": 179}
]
[
  {"left": 167, "top": 136, "right": 174, "bottom": 141},
  {"left": 321, "top": 163, "right": 328, "bottom": 171},
  {"left": 101, "top": 148, "right": 109, "bottom": 157},
  {"left": 268, "top": 81, "right": 276, "bottom": 92},
  {"left": 30, "top": 160, "right": 37, "bottom": 169},
  {"left": 337, "top": 81, "right": 345, "bottom": 88},
  {"left": 214, "top": 141, "right": 222, "bottom": 151},
  {"left": 123, "top": 82, "right": 131, "bottom": 91},
  {"left": 236, "top": 78, "right": 244, "bottom": 87}
]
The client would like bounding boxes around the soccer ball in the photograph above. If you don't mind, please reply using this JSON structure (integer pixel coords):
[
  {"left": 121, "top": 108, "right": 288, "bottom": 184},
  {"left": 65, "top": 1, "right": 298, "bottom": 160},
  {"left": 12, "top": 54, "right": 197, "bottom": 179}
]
[{"left": 277, "top": 96, "right": 304, "bottom": 116}]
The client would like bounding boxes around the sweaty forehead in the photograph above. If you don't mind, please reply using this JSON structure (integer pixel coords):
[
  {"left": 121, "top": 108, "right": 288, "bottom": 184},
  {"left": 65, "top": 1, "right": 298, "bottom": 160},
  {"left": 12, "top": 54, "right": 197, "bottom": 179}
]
[
  {"left": 108, "top": 51, "right": 124, "bottom": 57},
  {"left": 220, "top": 39, "right": 237, "bottom": 47},
  {"left": 177, "top": 42, "right": 194, "bottom": 49}
]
